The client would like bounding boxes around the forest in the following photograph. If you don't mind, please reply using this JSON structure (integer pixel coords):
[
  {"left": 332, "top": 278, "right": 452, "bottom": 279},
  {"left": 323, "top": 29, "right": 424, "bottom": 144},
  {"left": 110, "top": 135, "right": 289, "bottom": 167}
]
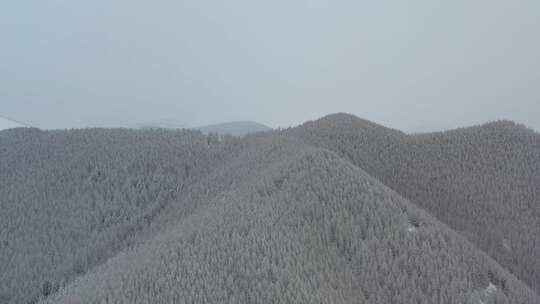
[{"left": 1, "top": 114, "right": 539, "bottom": 304}]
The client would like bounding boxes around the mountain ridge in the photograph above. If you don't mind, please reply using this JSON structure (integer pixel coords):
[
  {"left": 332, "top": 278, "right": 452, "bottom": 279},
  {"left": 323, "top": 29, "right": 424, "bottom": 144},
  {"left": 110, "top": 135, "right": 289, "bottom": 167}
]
[
  {"left": 289, "top": 113, "right": 540, "bottom": 295},
  {"left": 196, "top": 121, "right": 272, "bottom": 137}
]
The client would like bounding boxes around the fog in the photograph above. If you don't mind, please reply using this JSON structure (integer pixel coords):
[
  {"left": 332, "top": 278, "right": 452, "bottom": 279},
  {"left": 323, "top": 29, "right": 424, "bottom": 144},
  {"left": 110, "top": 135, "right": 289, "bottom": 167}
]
[{"left": 1, "top": 0, "right": 539, "bottom": 131}]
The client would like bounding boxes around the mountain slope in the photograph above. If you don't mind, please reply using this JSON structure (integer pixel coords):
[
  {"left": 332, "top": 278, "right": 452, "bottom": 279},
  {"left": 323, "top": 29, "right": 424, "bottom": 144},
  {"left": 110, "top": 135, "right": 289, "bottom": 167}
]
[
  {"left": 0, "top": 128, "right": 236, "bottom": 304},
  {"left": 43, "top": 134, "right": 539, "bottom": 303},
  {"left": 2, "top": 116, "right": 539, "bottom": 303},
  {"left": 289, "top": 113, "right": 540, "bottom": 294}
]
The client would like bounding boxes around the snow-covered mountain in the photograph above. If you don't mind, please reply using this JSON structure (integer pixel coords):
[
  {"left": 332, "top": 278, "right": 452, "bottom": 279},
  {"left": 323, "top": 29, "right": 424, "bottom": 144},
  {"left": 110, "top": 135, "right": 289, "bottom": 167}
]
[
  {"left": 131, "top": 119, "right": 187, "bottom": 130},
  {"left": 131, "top": 120, "right": 272, "bottom": 137},
  {"left": 3, "top": 114, "right": 540, "bottom": 303}
]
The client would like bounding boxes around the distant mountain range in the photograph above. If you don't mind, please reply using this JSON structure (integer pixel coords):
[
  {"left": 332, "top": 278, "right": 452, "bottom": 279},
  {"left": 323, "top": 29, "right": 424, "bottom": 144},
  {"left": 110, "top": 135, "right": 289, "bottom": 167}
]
[
  {"left": 195, "top": 121, "right": 272, "bottom": 137},
  {"left": 132, "top": 120, "right": 272, "bottom": 137},
  {"left": 132, "top": 119, "right": 188, "bottom": 130}
]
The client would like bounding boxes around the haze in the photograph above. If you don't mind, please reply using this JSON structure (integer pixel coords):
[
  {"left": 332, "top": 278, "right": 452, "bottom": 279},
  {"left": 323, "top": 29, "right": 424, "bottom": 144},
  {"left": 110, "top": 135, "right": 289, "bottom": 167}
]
[{"left": 1, "top": 0, "right": 539, "bottom": 131}]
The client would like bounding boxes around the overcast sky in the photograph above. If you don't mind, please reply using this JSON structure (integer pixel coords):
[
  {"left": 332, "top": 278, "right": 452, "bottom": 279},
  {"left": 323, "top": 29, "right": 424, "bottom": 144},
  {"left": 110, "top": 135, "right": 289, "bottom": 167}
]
[{"left": 1, "top": 0, "right": 539, "bottom": 131}]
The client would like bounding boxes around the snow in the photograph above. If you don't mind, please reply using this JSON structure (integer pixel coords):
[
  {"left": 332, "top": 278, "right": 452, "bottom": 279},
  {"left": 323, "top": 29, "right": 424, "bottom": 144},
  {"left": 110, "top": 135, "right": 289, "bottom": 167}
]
[
  {"left": 502, "top": 239, "right": 511, "bottom": 251},
  {"left": 477, "top": 283, "right": 497, "bottom": 304},
  {"left": 407, "top": 225, "right": 418, "bottom": 232},
  {"left": 485, "top": 282, "right": 497, "bottom": 295}
]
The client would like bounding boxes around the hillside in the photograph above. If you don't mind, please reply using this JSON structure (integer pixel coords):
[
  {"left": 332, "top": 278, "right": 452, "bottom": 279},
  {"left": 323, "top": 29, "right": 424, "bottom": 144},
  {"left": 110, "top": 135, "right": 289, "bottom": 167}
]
[
  {"left": 0, "top": 128, "right": 242, "bottom": 304},
  {"left": 44, "top": 134, "right": 538, "bottom": 303},
  {"left": 289, "top": 113, "right": 540, "bottom": 294},
  {"left": 196, "top": 121, "right": 272, "bottom": 137}
]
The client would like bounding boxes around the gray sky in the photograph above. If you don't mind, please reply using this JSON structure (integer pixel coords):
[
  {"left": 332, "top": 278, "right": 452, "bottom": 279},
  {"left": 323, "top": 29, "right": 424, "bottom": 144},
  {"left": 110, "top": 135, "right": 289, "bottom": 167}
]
[{"left": 1, "top": 0, "right": 539, "bottom": 131}]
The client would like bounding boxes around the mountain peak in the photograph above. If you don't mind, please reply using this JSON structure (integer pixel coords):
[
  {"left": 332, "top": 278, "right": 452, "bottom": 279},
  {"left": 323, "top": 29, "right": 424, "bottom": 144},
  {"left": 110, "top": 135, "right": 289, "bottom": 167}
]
[{"left": 307, "top": 113, "right": 405, "bottom": 135}]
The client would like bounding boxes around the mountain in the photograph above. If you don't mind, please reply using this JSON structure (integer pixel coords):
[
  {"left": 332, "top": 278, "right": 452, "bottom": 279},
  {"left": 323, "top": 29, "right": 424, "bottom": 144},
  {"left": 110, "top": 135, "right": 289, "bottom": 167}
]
[
  {"left": 1, "top": 114, "right": 539, "bottom": 303},
  {"left": 289, "top": 113, "right": 540, "bottom": 294},
  {"left": 0, "top": 115, "right": 27, "bottom": 130},
  {"left": 43, "top": 133, "right": 538, "bottom": 304},
  {"left": 129, "top": 120, "right": 271, "bottom": 137},
  {"left": 0, "top": 128, "right": 233, "bottom": 304},
  {"left": 196, "top": 121, "right": 272, "bottom": 137},
  {"left": 131, "top": 119, "right": 188, "bottom": 130}
]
